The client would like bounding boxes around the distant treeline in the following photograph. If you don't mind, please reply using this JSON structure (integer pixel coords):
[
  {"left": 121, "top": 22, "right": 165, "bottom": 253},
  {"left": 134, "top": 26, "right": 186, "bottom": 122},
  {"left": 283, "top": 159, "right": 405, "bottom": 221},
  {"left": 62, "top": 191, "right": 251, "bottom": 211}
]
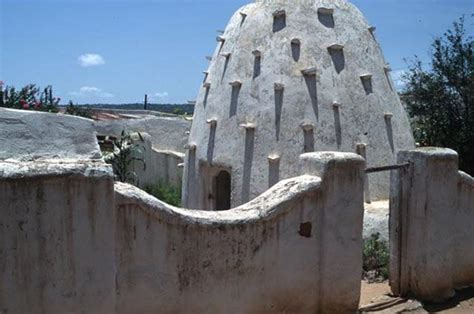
[{"left": 72, "top": 103, "right": 195, "bottom": 115}]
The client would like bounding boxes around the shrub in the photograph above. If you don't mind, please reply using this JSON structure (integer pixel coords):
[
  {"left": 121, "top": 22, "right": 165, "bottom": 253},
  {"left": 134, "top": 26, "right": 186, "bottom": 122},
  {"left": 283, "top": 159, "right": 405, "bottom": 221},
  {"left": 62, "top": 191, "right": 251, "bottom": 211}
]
[
  {"left": 103, "top": 130, "right": 146, "bottom": 184},
  {"left": 363, "top": 233, "right": 389, "bottom": 282},
  {"left": 144, "top": 181, "right": 181, "bottom": 207},
  {"left": 0, "top": 83, "right": 59, "bottom": 112},
  {"left": 173, "top": 107, "right": 185, "bottom": 115},
  {"left": 65, "top": 101, "right": 93, "bottom": 119}
]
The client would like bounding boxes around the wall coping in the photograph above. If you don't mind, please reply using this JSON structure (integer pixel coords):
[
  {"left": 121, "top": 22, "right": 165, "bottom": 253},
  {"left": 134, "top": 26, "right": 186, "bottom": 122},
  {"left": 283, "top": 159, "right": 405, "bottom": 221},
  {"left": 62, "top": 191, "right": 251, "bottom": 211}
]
[
  {"left": 0, "top": 160, "right": 113, "bottom": 179},
  {"left": 459, "top": 171, "right": 474, "bottom": 187},
  {"left": 115, "top": 174, "right": 321, "bottom": 225}
]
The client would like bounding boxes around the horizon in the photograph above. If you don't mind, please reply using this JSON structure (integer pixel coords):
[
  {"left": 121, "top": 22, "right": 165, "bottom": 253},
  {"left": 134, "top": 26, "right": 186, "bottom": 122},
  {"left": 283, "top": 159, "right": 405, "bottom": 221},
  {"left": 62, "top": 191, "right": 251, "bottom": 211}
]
[{"left": 1, "top": 0, "right": 473, "bottom": 104}]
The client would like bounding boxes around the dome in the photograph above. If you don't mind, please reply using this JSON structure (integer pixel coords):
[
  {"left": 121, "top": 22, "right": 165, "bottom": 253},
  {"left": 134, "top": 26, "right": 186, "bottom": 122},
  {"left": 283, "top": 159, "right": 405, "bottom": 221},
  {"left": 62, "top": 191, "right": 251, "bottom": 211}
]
[{"left": 183, "top": 0, "right": 415, "bottom": 210}]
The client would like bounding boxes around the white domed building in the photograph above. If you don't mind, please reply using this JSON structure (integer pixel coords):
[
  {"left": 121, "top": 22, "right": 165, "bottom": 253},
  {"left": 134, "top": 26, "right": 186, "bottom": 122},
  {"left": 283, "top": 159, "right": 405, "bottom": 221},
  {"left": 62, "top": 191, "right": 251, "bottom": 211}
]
[{"left": 182, "top": 0, "right": 415, "bottom": 210}]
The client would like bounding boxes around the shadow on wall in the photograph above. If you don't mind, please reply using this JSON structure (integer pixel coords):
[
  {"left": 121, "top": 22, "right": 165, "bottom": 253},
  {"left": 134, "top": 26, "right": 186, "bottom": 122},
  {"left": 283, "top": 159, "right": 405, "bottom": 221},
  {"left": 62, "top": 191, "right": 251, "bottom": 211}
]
[
  {"left": 274, "top": 86, "right": 284, "bottom": 141},
  {"left": 329, "top": 49, "right": 345, "bottom": 74},
  {"left": 303, "top": 74, "right": 319, "bottom": 121},
  {"left": 241, "top": 127, "right": 255, "bottom": 203},
  {"left": 318, "top": 10, "right": 335, "bottom": 28}
]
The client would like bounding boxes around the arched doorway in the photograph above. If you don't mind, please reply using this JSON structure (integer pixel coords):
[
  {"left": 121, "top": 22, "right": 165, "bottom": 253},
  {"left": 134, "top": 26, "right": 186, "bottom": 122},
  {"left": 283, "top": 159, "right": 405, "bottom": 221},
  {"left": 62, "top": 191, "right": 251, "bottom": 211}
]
[{"left": 214, "top": 170, "right": 231, "bottom": 211}]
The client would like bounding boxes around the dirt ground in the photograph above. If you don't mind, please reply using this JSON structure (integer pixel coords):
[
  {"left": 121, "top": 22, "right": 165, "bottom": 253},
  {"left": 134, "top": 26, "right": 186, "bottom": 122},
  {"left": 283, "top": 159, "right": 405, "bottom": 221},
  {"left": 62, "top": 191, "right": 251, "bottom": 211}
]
[{"left": 360, "top": 281, "right": 474, "bottom": 313}]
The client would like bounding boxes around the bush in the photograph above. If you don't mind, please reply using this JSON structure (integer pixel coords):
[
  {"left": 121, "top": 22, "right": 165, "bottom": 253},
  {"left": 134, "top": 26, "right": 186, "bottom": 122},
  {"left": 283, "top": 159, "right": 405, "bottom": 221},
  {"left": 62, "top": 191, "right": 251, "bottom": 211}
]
[
  {"left": 144, "top": 181, "right": 181, "bottom": 207},
  {"left": 0, "top": 83, "right": 59, "bottom": 112},
  {"left": 363, "top": 233, "right": 389, "bottom": 282},
  {"left": 103, "top": 130, "right": 146, "bottom": 184},
  {"left": 65, "top": 101, "right": 93, "bottom": 119}
]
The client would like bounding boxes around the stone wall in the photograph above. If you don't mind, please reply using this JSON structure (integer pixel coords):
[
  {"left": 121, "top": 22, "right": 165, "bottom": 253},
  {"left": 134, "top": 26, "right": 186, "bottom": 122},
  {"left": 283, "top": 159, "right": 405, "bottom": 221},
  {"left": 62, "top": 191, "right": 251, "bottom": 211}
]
[{"left": 389, "top": 148, "right": 474, "bottom": 302}]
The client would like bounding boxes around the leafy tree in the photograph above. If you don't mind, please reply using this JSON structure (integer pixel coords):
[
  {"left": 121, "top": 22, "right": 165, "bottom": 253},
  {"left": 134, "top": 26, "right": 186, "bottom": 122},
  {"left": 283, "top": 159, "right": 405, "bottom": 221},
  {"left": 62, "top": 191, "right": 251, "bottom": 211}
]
[{"left": 402, "top": 16, "right": 473, "bottom": 174}]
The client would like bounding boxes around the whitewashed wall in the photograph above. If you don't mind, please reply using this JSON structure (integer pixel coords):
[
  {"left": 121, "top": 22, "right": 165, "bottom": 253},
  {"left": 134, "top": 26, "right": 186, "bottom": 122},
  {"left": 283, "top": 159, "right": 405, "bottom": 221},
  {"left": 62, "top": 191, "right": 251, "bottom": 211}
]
[
  {"left": 0, "top": 108, "right": 101, "bottom": 161},
  {"left": 1, "top": 152, "right": 365, "bottom": 313},
  {"left": 454, "top": 171, "right": 474, "bottom": 289},
  {"left": 94, "top": 115, "right": 191, "bottom": 153},
  {"left": 389, "top": 148, "right": 474, "bottom": 302},
  {"left": 0, "top": 162, "right": 116, "bottom": 314},
  {"left": 130, "top": 134, "right": 184, "bottom": 189},
  {"left": 114, "top": 152, "right": 365, "bottom": 313}
]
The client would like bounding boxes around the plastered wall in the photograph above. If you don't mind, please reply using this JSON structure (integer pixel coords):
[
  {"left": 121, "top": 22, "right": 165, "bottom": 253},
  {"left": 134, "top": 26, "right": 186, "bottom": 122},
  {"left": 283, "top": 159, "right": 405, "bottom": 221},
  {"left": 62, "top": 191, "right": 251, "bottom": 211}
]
[
  {"left": 94, "top": 115, "right": 191, "bottom": 153},
  {"left": 1, "top": 152, "right": 365, "bottom": 314},
  {"left": 115, "top": 152, "right": 365, "bottom": 313},
  {"left": 389, "top": 148, "right": 474, "bottom": 302},
  {"left": 130, "top": 133, "right": 184, "bottom": 189},
  {"left": 0, "top": 162, "right": 116, "bottom": 314}
]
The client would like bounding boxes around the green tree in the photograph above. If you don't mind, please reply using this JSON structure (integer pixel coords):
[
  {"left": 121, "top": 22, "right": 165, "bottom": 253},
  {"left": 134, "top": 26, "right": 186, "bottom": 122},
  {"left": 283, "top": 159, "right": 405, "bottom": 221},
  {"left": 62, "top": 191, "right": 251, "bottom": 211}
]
[{"left": 402, "top": 16, "right": 473, "bottom": 174}]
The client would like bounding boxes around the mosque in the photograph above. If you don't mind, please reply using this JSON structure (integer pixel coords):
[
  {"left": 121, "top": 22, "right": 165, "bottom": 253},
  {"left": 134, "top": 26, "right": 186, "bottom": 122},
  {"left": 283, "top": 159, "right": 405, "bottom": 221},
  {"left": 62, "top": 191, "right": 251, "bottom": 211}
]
[{"left": 182, "top": 0, "right": 415, "bottom": 210}]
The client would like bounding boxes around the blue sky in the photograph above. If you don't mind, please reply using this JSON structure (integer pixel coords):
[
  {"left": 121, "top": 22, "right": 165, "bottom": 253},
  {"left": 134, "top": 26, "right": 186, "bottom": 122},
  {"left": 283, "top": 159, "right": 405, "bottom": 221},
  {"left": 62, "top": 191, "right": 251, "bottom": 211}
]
[{"left": 1, "top": 0, "right": 472, "bottom": 104}]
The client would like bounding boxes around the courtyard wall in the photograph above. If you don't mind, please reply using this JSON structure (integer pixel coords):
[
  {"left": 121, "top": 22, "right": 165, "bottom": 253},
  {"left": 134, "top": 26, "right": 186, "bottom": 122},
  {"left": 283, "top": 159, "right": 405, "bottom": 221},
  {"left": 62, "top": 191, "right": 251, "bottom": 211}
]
[{"left": 389, "top": 148, "right": 474, "bottom": 302}]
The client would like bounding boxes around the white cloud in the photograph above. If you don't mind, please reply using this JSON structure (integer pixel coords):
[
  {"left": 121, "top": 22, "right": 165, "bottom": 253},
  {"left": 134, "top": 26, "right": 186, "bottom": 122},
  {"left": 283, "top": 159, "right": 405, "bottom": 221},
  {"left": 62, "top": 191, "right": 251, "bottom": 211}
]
[
  {"left": 155, "top": 92, "right": 169, "bottom": 99},
  {"left": 391, "top": 70, "right": 407, "bottom": 91},
  {"left": 70, "top": 86, "right": 114, "bottom": 99},
  {"left": 78, "top": 53, "right": 105, "bottom": 67}
]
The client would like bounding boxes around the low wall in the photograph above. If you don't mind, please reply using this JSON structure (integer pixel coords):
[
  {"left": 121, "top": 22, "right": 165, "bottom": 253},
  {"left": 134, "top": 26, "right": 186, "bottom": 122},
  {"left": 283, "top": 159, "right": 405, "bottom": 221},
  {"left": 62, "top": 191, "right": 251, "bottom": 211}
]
[
  {"left": 0, "top": 152, "right": 365, "bottom": 313},
  {"left": 115, "top": 152, "right": 365, "bottom": 313},
  {"left": 131, "top": 134, "right": 184, "bottom": 189},
  {"left": 0, "top": 108, "right": 102, "bottom": 161},
  {"left": 389, "top": 148, "right": 474, "bottom": 302},
  {"left": 94, "top": 115, "right": 191, "bottom": 153},
  {"left": 0, "top": 161, "right": 116, "bottom": 314},
  {"left": 454, "top": 171, "right": 474, "bottom": 289}
]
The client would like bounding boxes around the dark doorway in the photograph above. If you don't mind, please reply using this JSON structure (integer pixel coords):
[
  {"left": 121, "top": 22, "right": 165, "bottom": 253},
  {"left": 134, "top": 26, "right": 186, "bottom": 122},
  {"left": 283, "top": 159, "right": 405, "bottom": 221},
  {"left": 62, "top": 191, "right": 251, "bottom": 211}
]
[{"left": 214, "top": 170, "right": 231, "bottom": 211}]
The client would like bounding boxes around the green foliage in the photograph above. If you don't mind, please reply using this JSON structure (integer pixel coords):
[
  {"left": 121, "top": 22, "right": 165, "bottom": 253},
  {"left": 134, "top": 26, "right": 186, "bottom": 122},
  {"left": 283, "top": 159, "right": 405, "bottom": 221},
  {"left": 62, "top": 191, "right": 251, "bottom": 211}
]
[
  {"left": 65, "top": 101, "right": 93, "bottom": 119},
  {"left": 173, "top": 107, "right": 185, "bottom": 115},
  {"left": 0, "top": 83, "right": 59, "bottom": 112},
  {"left": 144, "top": 181, "right": 181, "bottom": 207},
  {"left": 402, "top": 16, "right": 474, "bottom": 174},
  {"left": 363, "top": 233, "right": 389, "bottom": 282},
  {"left": 104, "top": 130, "right": 146, "bottom": 184}
]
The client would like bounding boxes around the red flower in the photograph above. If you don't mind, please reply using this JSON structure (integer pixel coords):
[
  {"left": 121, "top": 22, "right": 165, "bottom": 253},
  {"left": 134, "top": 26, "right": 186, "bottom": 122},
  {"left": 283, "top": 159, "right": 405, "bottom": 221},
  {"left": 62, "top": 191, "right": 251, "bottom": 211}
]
[
  {"left": 22, "top": 103, "right": 29, "bottom": 109},
  {"left": 34, "top": 101, "right": 41, "bottom": 109},
  {"left": 19, "top": 99, "right": 26, "bottom": 105}
]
